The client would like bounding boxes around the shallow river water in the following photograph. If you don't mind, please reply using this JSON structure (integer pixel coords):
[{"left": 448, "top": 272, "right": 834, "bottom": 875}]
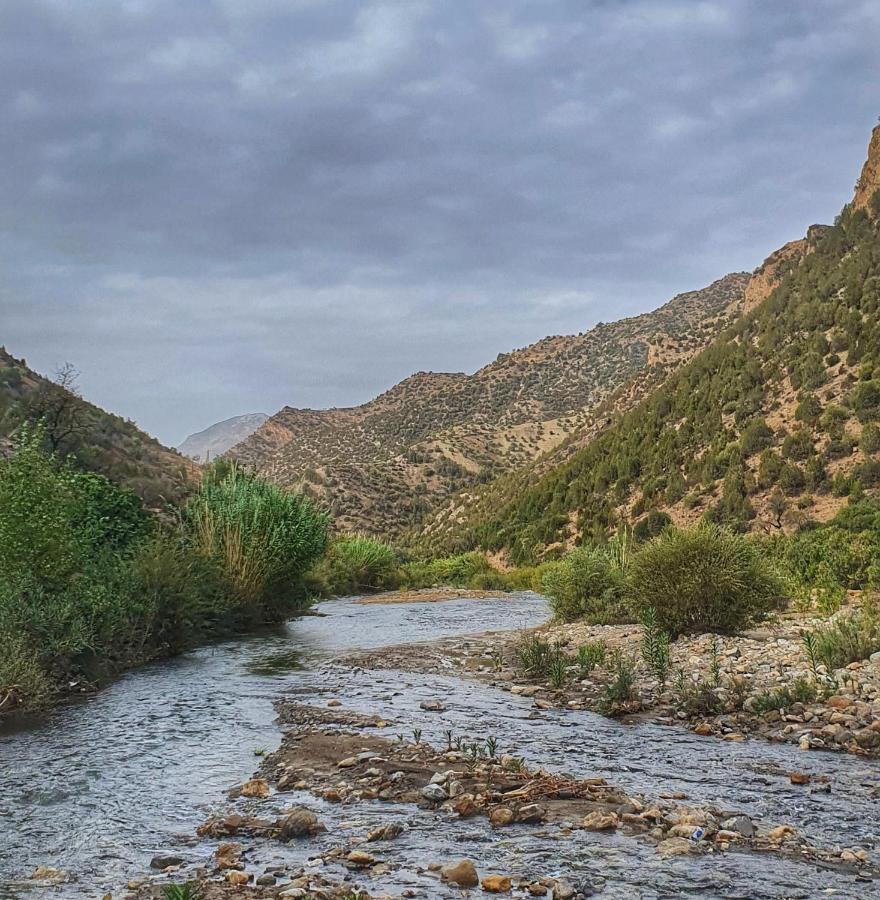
[{"left": 1, "top": 594, "right": 878, "bottom": 899}]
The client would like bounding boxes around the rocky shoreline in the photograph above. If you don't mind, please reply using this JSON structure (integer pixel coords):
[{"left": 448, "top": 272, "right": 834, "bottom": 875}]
[{"left": 343, "top": 604, "right": 880, "bottom": 758}]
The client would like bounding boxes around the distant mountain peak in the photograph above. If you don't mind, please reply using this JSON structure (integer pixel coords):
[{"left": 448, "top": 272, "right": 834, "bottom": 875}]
[{"left": 178, "top": 412, "right": 269, "bottom": 461}]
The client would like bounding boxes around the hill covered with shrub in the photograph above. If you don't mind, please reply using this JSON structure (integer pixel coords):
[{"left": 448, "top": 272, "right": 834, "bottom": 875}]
[
  {"left": 227, "top": 273, "right": 750, "bottom": 537},
  {"left": 422, "top": 126, "right": 880, "bottom": 564}
]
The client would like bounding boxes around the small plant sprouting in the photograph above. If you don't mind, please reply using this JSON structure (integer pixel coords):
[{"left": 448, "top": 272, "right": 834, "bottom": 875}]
[
  {"left": 163, "top": 884, "right": 199, "bottom": 900},
  {"left": 444, "top": 729, "right": 454, "bottom": 751},
  {"left": 485, "top": 735, "right": 498, "bottom": 757},
  {"left": 411, "top": 727, "right": 422, "bottom": 745},
  {"left": 709, "top": 637, "right": 722, "bottom": 690},
  {"left": 253, "top": 747, "right": 266, "bottom": 757},
  {"left": 802, "top": 630, "right": 821, "bottom": 681},
  {"left": 640, "top": 607, "right": 670, "bottom": 688},
  {"left": 576, "top": 641, "right": 606, "bottom": 677},
  {"left": 488, "top": 649, "right": 504, "bottom": 672},
  {"left": 548, "top": 654, "right": 568, "bottom": 688},
  {"left": 598, "top": 649, "right": 636, "bottom": 713}
]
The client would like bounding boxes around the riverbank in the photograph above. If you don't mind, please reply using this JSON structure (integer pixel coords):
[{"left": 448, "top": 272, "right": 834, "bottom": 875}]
[{"left": 343, "top": 601, "right": 880, "bottom": 758}]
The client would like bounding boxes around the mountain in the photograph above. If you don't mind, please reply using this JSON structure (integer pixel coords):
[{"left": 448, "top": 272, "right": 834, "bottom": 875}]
[
  {"left": 428, "top": 125, "right": 880, "bottom": 563},
  {"left": 0, "top": 347, "right": 193, "bottom": 506},
  {"left": 179, "top": 413, "right": 269, "bottom": 462},
  {"left": 227, "top": 273, "right": 750, "bottom": 536}
]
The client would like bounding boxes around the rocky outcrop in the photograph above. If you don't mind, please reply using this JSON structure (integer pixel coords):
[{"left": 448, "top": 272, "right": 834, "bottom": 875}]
[
  {"left": 178, "top": 412, "right": 269, "bottom": 461},
  {"left": 853, "top": 124, "right": 880, "bottom": 213}
]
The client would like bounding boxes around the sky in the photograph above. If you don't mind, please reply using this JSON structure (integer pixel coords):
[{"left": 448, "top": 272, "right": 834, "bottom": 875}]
[{"left": 1, "top": 1, "right": 879, "bottom": 446}]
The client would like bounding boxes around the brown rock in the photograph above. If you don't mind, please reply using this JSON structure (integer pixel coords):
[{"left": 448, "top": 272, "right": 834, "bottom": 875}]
[
  {"left": 767, "top": 825, "right": 796, "bottom": 843},
  {"left": 346, "top": 850, "right": 375, "bottom": 867},
  {"left": 789, "top": 772, "right": 811, "bottom": 785},
  {"left": 225, "top": 871, "right": 249, "bottom": 885},
  {"left": 489, "top": 807, "right": 515, "bottom": 827},
  {"left": 516, "top": 803, "right": 545, "bottom": 823},
  {"left": 826, "top": 696, "right": 854, "bottom": 710},
  {"left": 441, "top": 859, "right": 479, "bottom": 888},
  {"left": 482, "top": 874, "right": 512, "bottom": 893},
  {"left": 276, "top": 807, "right": 325, "bottom": 841},
  {"left": 657, "top": 837, "right": 694, "bottom": 858},
  {"left": 582, "top": 810, "right": 618, "bottom": 831},
  {"left": 240, "top": 778, "right": 269, "bottom": 799},
  {"left": 693, "top": 723, "right": 713, "bottom": 736}
]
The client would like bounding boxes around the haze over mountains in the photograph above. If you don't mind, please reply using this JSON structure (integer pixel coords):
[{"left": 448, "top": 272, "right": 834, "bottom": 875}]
[{"left": 179, "top": 413, "right": 269, "bottom": 462}]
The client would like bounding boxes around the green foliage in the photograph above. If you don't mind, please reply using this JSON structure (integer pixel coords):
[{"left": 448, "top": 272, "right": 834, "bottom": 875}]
[
  {"left": 861, "top": 422, "right": 880, "bottom": 453},
  {"left": 398, "top": 551, "right": 494, "bottom": 589},
  {"left": 163, "top": 884, "right": 199, "bottom": 900},
  {"left": 309, "top": 534, "right": 398, "bottom": 596},
  {"left": 625, "top": 524, "right": 783, "bottom": 637},
  {"left": 741, "top": 417, "right": 774, "bottom": 455},
  {"left": 0, "top": 440, "right": 327, "bottom": 713},
  {"left": 633, "top": 509, "right": 672, "bottom": 542},
  {"left": 540, "top": 545, "right": 627, "bottom": 623},
  {"left": 186, "top": 463, "right": 328, "bottom": 618},
  {"left": 847, "top": 380, "right": 880, "bottom": 422},
  {"left": 774, "top": 523, "right": 880, "bottom": 589},
  {"left": 598, "top": 649, "right": 636, "bottom": 713},
  {"left": 640, "top": 607, "right": 671, "bottom": 687},
  {"left": 575, "top": 641, "right": 606, "bottom": 676},
  {"left": 751, "top": 678, "right": 817, "bottom": 715},
  {"left": 804, "top": 601, "right": 880, "bottom": 671}
]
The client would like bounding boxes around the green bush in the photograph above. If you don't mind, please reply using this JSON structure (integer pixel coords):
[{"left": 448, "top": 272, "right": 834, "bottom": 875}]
[
  {"left": 186, "top": 464, "right": 328, "bottom": 618},
  {"left": 804, "top": 602, "right": 880, "bottom": 671},
  {"left": 309, "top": 534, "right": 398, "bottom": 596},
  {"left": 541, "top": 545, "right": 627, "bottom": 623},
  {"left": 625, "top": 524, "right": 783, "bottom": 636}
]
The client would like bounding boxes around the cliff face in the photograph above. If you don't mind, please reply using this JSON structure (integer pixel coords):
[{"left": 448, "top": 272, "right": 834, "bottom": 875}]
[{"left": 853, "top": 124, "right": 880, "bottom": 213}]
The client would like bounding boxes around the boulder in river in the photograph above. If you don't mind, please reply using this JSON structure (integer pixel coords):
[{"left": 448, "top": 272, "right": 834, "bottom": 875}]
[
  {"left": 441, "top": 859, "right": 479, "bottom": 887},
  {"left": 276, "top": 807, "right": 326, "bottom": 840}
]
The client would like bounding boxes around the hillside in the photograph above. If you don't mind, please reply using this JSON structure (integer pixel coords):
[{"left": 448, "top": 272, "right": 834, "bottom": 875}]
[
  {"left": 0, "top": 348, "right": 193, "bottom": 506},
  {"left": 227, "top": 272, "right": 750, "bottom": 536},
  {"left": 430, "top": 126, "right": 880, "bottom": 563},
  {"left": 179, "top": 412, "right": 269, "bottom": 461}
]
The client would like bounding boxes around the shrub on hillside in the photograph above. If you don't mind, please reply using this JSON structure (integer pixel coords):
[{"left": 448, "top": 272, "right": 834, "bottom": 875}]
[
  {"left": 625, "top": 524, "right": 783, "bottom": 636},
  {"left": 541, "top": 546, "right": 627, "bottom": 623}
]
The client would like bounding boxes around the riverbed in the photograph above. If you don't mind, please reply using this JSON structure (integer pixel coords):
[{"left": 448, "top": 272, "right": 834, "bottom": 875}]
[{"left": 1, "top": 593, "right": 878, "bottom": 899}]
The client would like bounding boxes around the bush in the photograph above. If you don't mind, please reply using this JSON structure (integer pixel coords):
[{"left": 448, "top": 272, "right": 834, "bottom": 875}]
[
  {"left": 625, "top": 524, "right": 783, "bottom": 636},
  {"left": 309, "top": 535, "right": 398, "bottom": 596},
  {"left": 805, "top": 602, "right": 880, "bottom": 671},
  {"left": 186, "top": 464, "right": 328, "bottom": 618},
  {"left": 541, "top": 546, "right": 627, "bottom": 623}
]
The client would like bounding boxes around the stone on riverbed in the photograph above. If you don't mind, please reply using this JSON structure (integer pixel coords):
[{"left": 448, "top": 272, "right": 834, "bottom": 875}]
[
  {"left": 441, "top": 859, "right": 479, "bottom": 887},
  {"left": 421, "top": 782, "right": 448, "bottom": 802},
  {"left": 149, "top": 854, "right": 183, "bottom": 870},
  {"left": 720, "top": 814, "right": 755, "bottom": 838},
  {"left": 277, "top": 807, "right": 326, "bottom": 840},
  {"left": 481, "top": 873, "right": 512, "bottom": 892}
]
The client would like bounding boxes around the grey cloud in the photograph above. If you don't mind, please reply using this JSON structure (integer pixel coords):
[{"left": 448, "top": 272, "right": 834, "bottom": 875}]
[{"left": 1, "top": 0, "right": 878, "bottom": 443}]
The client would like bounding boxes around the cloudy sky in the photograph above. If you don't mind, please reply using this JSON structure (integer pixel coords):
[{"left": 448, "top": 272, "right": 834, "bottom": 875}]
[{"left": 1, "top": 1, "right": 878, "bottom": 445}]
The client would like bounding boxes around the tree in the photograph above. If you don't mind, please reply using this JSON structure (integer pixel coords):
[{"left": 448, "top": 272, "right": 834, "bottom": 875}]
[{"left": 22, "top": 363, "right": 90, "bottom": 455}]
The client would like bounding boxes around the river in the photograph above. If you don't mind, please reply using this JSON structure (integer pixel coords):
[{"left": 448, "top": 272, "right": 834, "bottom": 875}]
[{"left": 1, "top": 593, "right": 877, "bottom": 899}]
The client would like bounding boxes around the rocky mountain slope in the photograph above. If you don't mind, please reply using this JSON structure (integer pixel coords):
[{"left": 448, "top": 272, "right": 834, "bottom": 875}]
[
  {"left": 179, "top": 413, "right": 269, "bottom": 462},
  {"left": 0, "top": 347, "right": 193, "bottom": 506},
  {"left": 427, "top": 125, "right": 880, "bottom": 563},
  {"left": 227, "top": 273, "right": 750, "bottom": 536}
]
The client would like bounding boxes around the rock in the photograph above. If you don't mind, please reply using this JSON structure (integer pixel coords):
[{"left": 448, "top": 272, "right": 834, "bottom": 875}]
[
  {"left": 323, "top": 788, "right": 343, "bottom": 802},
  {"left": 421, "top": 783, "right": 448, "bottom": 802},
  {"left": 277, "top": 807, "right": 325, "bottom": 841},
  {"left": 429, "top": 771, "right": 448, "bottom": 784},
  {"left": 489, "top": 807, "right": 515, "bottom": 827},
  {"left": 516, "top": 803, "right": 545, "bottom": 823},
  {"left": 789, "top": 772, "right": 811, "bottom": 785},
  {"left": 826, "top": 696, "right": 854, "bottom": 710},
  {"left": 720, "top": 815, "right": 755, "bottom": 838},
  {"left": 30, "top": 867, "right": 67, "bottom": 882},
  {"left": 534, "top": 699, "right": 554, "bottom": 709},
  {"left": 767, "top": 825, "right": 796, "bottom": 843},
  {"left": 149, "top": 854, "right": 184, "bottom": 870},
  {"left": 327, "top": 699, "right": 342, "bottom": 706},
  {"left": 657, "top": 837, "right": 694, "bottom": 858},
  {"left": 854, "top": 727, "right": 880, "bottom": 749},
  {"left": 582, "top": 810, "right": 618, "bottom": 831},
  {"left": 367, "top": 822, "right": 404, "bottom": 841},
  {"left": 420, "top": 699, "right": 446, "bottom": 711},
  {"left": 553, "top": 880, "right": 577, "bottom": 899},
  {"left": 256, "top": 874, "right": 276, "bottom": 886},
  {"left": 337, "top": 757, "right": 359, "bottom": 768},
  {"left": 346, "top": 850, "right": 376, "bottom": 867},
  {"left": 693, "top": 723, "right": 713, "bottom": 736},
  {"left": 240, "top": 778, "right": 270, "bottom": 798},
  {"left": 216, "top": 842, "right": 243, "bottom": 870},
  {"left": 226, "top": 871, "right": 249, "bottom": 885},
  {"left": 481, "top": 874, "right": 512, "bottom": 893},
  {"left": 715, "top": 829, "right": 743, "bottom": 842},
  {"left": 453, "top": 795, "right": 478, "bottom": 818},
  {"left": 798, "top": 735, "right": 812, "bottom": 750},
  {"left": 441, "top": 859, "right": 479, "bottom": 888}
]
